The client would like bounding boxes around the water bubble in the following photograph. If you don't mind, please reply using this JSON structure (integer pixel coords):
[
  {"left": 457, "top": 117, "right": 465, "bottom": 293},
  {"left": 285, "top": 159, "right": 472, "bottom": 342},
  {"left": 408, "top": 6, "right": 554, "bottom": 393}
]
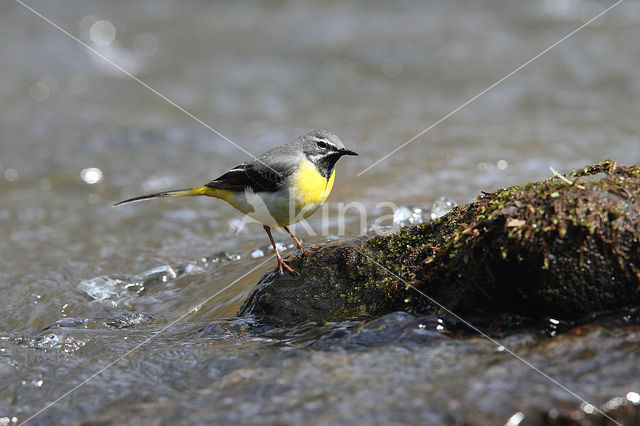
[
  {"left": 183, "top": 263, "right": 205, "bottom": 275},
  {"left": 580, "top": 403, "right": 596, "bottom": 414},
  {"left": 251, "top": 248, "right": 265, "bottom": 259},
  {"left": 90, "top": 20, "right": 116, "bottom": 46},
  {"left": 32, "top": 379, "right": 44, "bottom": 387},
  {"left": 141, "top": 265, "right": 177, "bottom": 287},
  {"left": 431, "top": 197, "right": 457, "bottom": 220},
  {"left": 393, "top": 206, "right": 425, "bottom": 227},
  {"left": 79, "top": 275, "right": 131, "bottom": 302},
  {"left": 226, "top": 253, "right": 242, "bottom": 261},
  {"left": 604, "top": 397, "right": 625, "bottom": 410},
  {"left": 497, "top": 159, "right": 508, "bottom": 170},
  {"left": 81, "top": 167, "right": 103, "bottom": 184},
  {"left": 104, "top": 312, "right": 154, "bottom": 329},
  {"left": 627, "top": 391, "right": 640, "bottom": 404},
  {"left": 201, "top": 254, "right": 221, "bottom": 264},
  {"left": 505, "top": 412, "right": 524, "bottom": 426},
  {"left": 4, "top": 168, "right": 18, "bottom": 182},
  {"left": 35, "top": 334, "right": 61, "bottom": 349}
]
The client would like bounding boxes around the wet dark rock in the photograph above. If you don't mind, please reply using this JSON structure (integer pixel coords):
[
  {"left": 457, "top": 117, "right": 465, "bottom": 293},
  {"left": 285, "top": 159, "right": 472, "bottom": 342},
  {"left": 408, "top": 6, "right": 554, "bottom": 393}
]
[{"left": 239, "top": 161, "right": 640, "bottom": 326}]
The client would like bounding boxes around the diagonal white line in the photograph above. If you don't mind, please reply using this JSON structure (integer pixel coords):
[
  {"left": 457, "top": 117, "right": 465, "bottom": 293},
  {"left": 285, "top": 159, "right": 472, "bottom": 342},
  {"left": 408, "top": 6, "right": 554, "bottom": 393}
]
[
  {"left": 358, "top": 0, "right": 625, "bottom": 176},
  {"left": 355, "top": 249, "right": 622, "bottom": 426},
  {"left": 13, "top": 0, "right": 282, "bottom": 176},
  {"left": 20, "top": 255, "right": 275, "bottom": 426}
]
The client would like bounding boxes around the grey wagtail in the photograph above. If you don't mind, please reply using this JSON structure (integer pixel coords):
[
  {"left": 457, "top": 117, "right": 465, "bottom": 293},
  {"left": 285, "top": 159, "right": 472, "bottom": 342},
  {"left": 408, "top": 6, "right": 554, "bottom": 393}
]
[{"left": 115, "top": 130, "right": 357, "bottom": 274}]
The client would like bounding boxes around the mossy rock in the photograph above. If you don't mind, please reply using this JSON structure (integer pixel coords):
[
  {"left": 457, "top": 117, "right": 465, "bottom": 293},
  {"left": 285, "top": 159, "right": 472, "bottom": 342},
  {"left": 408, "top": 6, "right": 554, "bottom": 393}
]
[{"left": 239, "top": 161, "right": 640, "bottom": 325}]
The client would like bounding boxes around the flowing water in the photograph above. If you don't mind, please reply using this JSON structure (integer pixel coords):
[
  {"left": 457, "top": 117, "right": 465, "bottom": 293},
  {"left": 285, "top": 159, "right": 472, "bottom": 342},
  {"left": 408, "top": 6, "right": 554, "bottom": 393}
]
[{"left": 1, "top": 0, "right": 640, "bottom": 424}]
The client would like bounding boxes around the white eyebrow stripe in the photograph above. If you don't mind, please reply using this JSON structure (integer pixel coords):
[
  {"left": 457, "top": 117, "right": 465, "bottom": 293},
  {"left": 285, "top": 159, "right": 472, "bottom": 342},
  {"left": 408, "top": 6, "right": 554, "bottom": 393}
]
[
  {"left": 308, "top": 136, "right": 330, "bottom": 143},
  {"left": 309, "top": 136, "right": 338, "bottom": 150}
]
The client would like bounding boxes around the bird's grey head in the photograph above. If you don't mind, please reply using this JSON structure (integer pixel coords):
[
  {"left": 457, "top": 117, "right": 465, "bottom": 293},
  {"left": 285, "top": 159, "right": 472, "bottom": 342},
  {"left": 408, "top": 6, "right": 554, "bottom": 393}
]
[
  {"left": 301, "top": 130, "right": 357, "bottom": 158},
  {"left": 299, "top": 130, "right": 358, "bottom": 178}
]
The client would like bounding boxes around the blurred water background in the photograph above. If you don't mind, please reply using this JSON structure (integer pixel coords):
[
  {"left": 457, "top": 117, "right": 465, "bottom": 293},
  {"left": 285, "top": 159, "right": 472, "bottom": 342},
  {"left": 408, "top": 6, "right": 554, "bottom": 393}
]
[{"left": 1, "top": 0, "right": 640, "bottom": 424}]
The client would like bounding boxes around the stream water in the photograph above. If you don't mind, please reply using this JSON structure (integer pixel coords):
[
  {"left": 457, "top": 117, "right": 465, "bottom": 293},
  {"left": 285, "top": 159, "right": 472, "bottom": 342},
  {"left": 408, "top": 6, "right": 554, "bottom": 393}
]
[{"left": 1, "top": 1, "right": 640, "bottom": 424}]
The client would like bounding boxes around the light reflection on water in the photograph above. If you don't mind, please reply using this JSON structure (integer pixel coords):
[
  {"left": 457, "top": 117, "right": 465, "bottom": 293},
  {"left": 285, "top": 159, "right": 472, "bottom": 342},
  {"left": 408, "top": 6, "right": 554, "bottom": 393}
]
[{"left": 1, "top": 0, "right": 640, "bottom": 423}]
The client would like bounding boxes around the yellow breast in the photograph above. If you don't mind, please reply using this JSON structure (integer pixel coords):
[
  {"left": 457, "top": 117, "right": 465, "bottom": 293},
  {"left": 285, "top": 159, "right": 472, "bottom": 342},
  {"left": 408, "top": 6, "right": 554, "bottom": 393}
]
[{"left": 292, "top": 158, "right": 335, "bottom": 218}]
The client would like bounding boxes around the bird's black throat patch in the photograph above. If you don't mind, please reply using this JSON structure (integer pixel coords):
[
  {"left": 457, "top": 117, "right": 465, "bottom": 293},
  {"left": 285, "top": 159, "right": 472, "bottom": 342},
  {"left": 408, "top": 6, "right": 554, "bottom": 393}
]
[{"left": 309, "top": 153, "right": 342, "bottom": 179}]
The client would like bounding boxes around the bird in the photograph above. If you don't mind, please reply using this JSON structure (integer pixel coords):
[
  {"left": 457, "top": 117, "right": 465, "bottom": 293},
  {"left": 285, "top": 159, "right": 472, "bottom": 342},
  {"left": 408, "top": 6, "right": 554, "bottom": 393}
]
[{"left": 115, "top": 130, "right": 358, "bottom": 274}]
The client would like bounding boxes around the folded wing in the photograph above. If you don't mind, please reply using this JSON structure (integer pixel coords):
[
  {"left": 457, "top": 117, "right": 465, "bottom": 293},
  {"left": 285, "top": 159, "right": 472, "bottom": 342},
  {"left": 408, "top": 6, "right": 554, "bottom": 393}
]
[{"left": 205, "top": 163, "right": 285, "bottom": 193}]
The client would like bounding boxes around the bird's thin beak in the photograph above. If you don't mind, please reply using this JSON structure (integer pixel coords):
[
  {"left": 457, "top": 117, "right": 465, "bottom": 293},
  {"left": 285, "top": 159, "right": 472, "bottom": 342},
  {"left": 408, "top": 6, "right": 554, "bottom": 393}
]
[{"left": 340, "top": 148, "right": 358, "bottom": 156}]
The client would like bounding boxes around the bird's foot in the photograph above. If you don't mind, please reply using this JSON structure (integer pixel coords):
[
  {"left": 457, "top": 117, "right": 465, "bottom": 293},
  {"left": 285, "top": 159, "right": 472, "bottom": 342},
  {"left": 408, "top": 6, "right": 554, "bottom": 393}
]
[{"left": 277, "top": 256, "right": 298, "bottom": 275}]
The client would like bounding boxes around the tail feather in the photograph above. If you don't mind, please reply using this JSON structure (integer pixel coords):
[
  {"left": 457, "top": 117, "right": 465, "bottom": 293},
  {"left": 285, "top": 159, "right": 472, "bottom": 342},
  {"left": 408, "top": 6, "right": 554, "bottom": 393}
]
[{"left": 114, "top": 186, "right": 211, "bottom": 206}]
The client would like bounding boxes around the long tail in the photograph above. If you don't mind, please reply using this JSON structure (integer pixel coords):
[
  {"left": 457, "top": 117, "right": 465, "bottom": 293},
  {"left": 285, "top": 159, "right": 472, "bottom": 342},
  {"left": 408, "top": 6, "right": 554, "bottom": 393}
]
[{"left": 114, "top": 186, "right": 213, "bottom": 206}]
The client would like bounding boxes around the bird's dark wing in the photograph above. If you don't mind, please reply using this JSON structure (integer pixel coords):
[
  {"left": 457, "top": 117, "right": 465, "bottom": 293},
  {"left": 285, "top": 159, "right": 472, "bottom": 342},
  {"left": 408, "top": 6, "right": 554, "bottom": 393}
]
[{"left": 204, "top": 163, "right": 284, "bottom": 192}]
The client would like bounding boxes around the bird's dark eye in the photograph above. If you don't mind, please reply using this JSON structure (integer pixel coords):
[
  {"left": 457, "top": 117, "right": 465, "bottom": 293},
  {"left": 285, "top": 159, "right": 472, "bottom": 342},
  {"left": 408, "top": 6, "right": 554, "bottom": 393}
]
[{"left": 316, "top": 141, "right": 328, "bottom": 149}]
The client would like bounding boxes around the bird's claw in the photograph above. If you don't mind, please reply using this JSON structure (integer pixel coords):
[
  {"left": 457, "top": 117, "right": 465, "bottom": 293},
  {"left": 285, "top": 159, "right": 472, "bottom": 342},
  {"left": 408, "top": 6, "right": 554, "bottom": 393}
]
[{"left": 277, "top": 257, "right": 298, "bottom": 275}]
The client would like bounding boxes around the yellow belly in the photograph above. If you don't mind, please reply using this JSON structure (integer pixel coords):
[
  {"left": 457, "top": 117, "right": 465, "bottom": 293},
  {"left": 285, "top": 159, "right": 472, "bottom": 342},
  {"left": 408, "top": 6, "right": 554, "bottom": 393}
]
[{"left": 292, "top": 158, "right": 335, "bottom": 219}]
